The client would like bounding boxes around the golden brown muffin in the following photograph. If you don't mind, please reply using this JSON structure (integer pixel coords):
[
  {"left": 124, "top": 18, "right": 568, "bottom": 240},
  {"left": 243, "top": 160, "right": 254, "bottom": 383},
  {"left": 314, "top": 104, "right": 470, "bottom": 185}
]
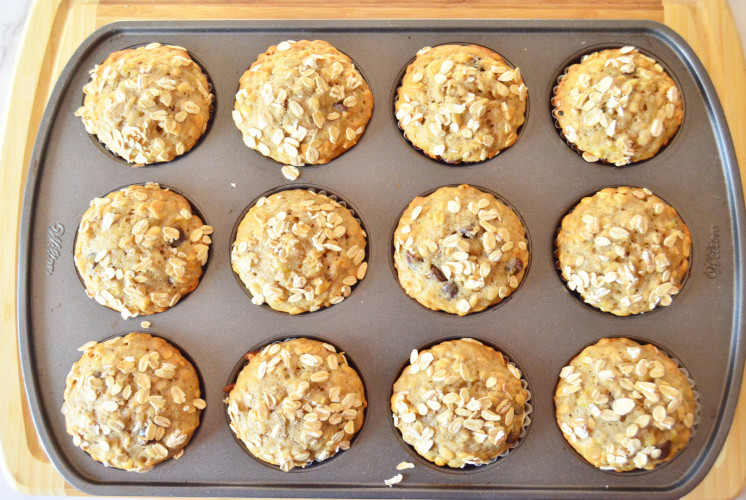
[
  {"left": 233, "top": 40, "right": 373, "bottom": 166},
  {"left": 75, "top": 43, "right": 213, "bottom": 165},
  {"left": 556, "top": 186, "right": 690, "bottom": 316},
  {"left": 62, "top": 333, "right": 205, "bottom": 472},
  {"left": 555, "top": 337, "right": 696, "bottom": 471},
  {"left": 393, "top": 184, "right": 528, "bottom": 315},
  {"left": 231, "top": 189, "right": 367, "bottom": 314},
  {"left": 553, "top": 46, "right": 683, "bottom": 166},
  {"left": 395, "top": 44, "right": 527, "bottom": 163},
  {"left": 74, "top": 183, "right": 212, "bottom": 319},
  {"left": 227, "top": 338, "right": 366, "bottom": 471},
  {"left": 392, "top": 338, "right": 528, "bottom": 467}
]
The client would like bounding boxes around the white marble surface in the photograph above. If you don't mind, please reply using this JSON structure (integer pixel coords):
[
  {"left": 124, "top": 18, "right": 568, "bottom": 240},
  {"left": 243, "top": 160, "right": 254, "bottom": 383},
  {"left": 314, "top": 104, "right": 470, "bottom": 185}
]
[{"left": 1, "top": 0, "right": 746, "bottom": 498}]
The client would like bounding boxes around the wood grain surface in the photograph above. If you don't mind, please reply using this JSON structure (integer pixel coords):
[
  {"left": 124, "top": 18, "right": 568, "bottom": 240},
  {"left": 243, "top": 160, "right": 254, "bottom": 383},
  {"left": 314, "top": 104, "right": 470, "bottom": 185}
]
[{"left": 1, "top": 0, "right": 744, "bottom": 498}]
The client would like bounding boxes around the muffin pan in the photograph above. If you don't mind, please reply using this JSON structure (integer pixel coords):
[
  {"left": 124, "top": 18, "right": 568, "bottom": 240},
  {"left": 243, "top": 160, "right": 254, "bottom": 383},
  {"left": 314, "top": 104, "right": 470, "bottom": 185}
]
[{"left": 18, "top": 20, "right": 744, "bottom": 498}]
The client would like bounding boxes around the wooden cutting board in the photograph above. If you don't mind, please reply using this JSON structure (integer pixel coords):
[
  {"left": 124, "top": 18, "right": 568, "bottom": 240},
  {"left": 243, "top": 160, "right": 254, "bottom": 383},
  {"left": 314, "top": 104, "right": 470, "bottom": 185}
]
[{"left": 1, "top": 0, "right": 745, "bottom": 498}]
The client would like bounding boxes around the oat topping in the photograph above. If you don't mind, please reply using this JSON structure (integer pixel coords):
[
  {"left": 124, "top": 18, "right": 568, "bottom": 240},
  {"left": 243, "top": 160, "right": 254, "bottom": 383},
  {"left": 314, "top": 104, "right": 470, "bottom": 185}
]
[
  {"left": 396, "top": 44, "right": 527, "bottom": 163},
  {"left": 555, "top": 338, "right": 696, "bottom": 471},
  {"left": 234, "top": 40, "right": 373, "bottom": 166},
  {"left": 556, "top": 186, "right": 691, "bottom": 316},
  {"left": 281, "top": 165, "right": 300, "bottom": 181},
  {"left": 391, "top": 339, "right": 527, "bottom": 468},
  {"left": 394, "top": 185, "right": 528, "bottom": 315},
  {"left": 384, "top": 473, "right": 403, "bottom": 486},
  {"left": 553, "top": 47, "right": 683, "bottom": 165},
  {"left": 227, "top": 338, "right": 366, "bottom": 471},
  {"left": 231, "top": 189, "right": 367, "bottom": 314},
  {"left": 75, "top": 43, "right": 213, "bottom": 165},
  {"left": 62, "top": 333, "right": 204, "bottom": 472},
  {"left": 74, "top": 183, "right": 212, "bottom": 318}
]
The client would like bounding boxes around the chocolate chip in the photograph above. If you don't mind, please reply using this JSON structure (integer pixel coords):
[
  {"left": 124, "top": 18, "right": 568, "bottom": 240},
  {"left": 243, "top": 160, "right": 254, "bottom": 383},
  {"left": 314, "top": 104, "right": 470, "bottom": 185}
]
[
  {"left": 459, "top": 225, "right": 478, "bottom": 239},
  {"left": 168, "top": 228, "right": 186, "bottom": 248},
  {"left": 506, "top": 430, "right": 519, "bottom": 444},
  {"left": 557, "top": 110, "right": 564, "bottom": 116},
  {"left": 406, "top": 251, "right": 423, "bottom": 266},
  {"left": 334, "top": 102, "right": 347, "bottom": 113},
  {"left": 505, "top": 257, "right": 524, "bottom": 276},
  {"left": 657, "top": 440, "right": 672, "bottom": 460},
  {"left": 427, "top": 266, "right": 447, "bottom": 282},
  {"left": 442, "top": 281, "right": 458, "bottom": 298}
]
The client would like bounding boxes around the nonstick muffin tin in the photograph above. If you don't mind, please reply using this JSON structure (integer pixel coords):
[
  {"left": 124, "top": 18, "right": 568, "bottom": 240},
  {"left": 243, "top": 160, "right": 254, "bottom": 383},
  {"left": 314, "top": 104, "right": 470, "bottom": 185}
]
[{"left": 18, "top": 20, "right": 744, "bottom": 498}]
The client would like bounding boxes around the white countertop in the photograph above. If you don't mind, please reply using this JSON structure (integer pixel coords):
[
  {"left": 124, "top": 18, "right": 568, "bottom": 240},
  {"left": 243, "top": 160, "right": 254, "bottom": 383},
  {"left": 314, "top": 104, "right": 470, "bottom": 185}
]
[{"left": 2, "top": 0, "right": 746, "bottom": 499}]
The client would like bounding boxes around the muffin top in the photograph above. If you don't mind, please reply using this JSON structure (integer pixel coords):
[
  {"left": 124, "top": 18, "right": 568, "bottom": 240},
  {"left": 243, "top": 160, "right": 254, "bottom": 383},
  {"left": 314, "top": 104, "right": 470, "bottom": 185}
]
[
  {"left": 556, "top": 186, "right": 690, "bottom": 316},
  {"left": 62, "top": 333, "right": 205, "bottom": 472},
  {"left": 233, "top": 40, "right": 373, "bottom": 166},
  {"left": 75, "top": 42, "right": 213, "bottom": 165},
  {"left": 231, "top": 189, "right": 367, "bottom": 314},
  {"left": 74, "top": 183, "right": 212, "bottom": 319},
  {"left": 227, "top": 338, "right": 366, "bottom": 471},
  {"left": 555, "top": 337, "right": 696, "bottom": 471},
  {"left": 393, "top": 184, "right": 528, "bottom": 315},
  {"left": 391, "top": 338, "right": 527, "bottom": 468},
  {"left": 395, "top": 44, "right": 527, "bottom": 163},
  {"left": 553, "top": 46, "right": 683, "bottom": 166}
]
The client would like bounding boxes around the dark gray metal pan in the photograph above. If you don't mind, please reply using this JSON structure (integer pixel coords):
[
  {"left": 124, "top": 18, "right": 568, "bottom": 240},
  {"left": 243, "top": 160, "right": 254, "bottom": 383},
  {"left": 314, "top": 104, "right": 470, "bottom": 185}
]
[{"left": 18, "top": 19, "right": 744, "bottom": 498}]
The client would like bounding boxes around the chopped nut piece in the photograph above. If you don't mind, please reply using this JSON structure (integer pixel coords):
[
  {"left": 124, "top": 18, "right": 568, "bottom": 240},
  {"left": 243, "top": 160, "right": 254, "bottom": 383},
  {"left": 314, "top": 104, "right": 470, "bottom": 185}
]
[{"left": 384, "top": 473, "right": 403, "bottom": 487}]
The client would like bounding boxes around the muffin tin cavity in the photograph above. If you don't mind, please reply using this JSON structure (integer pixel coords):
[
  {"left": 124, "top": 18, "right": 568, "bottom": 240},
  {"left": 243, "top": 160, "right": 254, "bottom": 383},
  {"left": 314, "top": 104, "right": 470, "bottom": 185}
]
[
  {"left": 72, "top": 183, "right": 213, "bottom": 318},
  {"left": 232, "top": 40, "right": 373, "bottom": 167},
  {"left": 63, "top": 332, "right": 207, "bottom": 472}
]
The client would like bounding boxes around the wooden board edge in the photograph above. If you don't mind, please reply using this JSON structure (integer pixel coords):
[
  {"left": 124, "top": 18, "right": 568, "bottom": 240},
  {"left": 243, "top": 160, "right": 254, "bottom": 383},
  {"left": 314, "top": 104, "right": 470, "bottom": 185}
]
[
  {"left": 0, "top": 0, "right": 99, "bottom": 495},
  {"left": 668, "top": 2, "right": 746, "bottom": 499}
]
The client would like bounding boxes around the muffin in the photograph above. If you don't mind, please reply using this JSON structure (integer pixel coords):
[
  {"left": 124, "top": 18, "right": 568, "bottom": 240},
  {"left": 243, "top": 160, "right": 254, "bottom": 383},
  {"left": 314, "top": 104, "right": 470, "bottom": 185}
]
[
  {"left": 227, "top": 338, "right": 366, "bottom": 471},
  {"left": 75, "top": 42, "right": 213, "bottom": 165},
  {"left": 556, "top": 186, "right": 690, "bottom": 316},
  {"left": 555, "top": 337, "right": 696, "bottom": 471},
  {"left": 553, "top": 46, "right": 683, "bottom": 166},
  {"left": 231, "top": 189, "right": 367, "bottom": 314},
  {"left": 233, "top": 40, "right": 373, "bottom": 166},
  {"left": 395, "top": 44, "right": 527, "bottom": 163},
  {"left": 62, "top": 333, "right": 206, "bottom": 472},
  {"left": 391, "top": 338, "right": 527, "bottom": 468},
  {"left": 393, "top": 184, "right": 528, "bottom": 315},
  {"left": 74, "top": 183, "right": 212, "bottom": 319}
]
